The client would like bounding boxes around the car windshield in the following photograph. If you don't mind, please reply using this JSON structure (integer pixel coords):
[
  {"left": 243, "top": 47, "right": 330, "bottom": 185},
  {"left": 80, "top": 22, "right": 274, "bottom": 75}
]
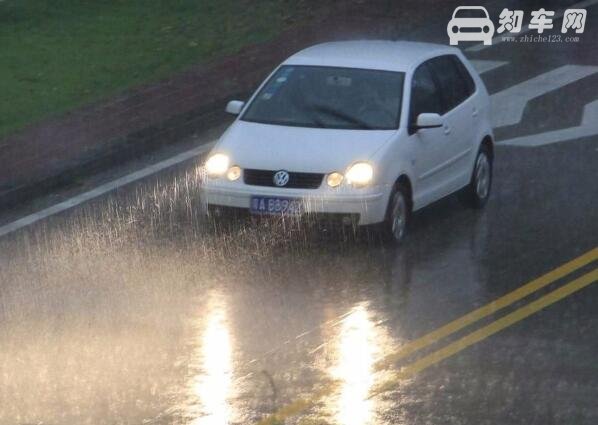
[
  {"left": 454, "top": 8, "right": 488, "bottom": 18},
  {"left": 241, "top": 65, "right": 404, "bottom": 130}
]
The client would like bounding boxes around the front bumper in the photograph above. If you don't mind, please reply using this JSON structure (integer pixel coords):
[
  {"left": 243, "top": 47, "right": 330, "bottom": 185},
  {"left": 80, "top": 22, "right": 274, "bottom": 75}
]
[{"left": 202, "top": 179, "right": 389, "bottom": 225}]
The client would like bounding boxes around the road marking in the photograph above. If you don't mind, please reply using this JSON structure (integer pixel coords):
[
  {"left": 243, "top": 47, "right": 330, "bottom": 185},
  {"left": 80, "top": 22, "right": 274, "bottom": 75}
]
[
  {"left": 0, "top": 141, "right": 216, "bottom": 238},
  {"left": 470, "top": 60, "right": 508, "bottom": 74},
  {"left": 500, "top": 99, "right": 598, "bottom": 146},
  {"left": 255, "top": 248, "right": 598, "bottom": 424},
  {"left": 490, "top": 65, "right": 598, "bottom": 128},
  {"left": 372, "top": 267, "right": 598, "bottom": 396},
  {"left": 374, "top": 247, "right": 598, "bottom": 369},
  {"left": 257, "top": 388, "right": 332, "bottom": 425},
  {"left": 466, "top": 0, "right": 598, "bottom": 52}
]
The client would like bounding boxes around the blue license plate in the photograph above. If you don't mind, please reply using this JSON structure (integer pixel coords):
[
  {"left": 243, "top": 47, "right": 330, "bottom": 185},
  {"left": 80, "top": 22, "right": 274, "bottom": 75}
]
[{"left": 250, "top": 196, "right": 303, "bottom": 215}]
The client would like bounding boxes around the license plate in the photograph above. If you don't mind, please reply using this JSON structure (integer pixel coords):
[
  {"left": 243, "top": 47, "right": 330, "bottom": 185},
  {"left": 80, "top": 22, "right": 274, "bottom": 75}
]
[{"left": 250, "top": 196, "right": 303, "bottom": 215}]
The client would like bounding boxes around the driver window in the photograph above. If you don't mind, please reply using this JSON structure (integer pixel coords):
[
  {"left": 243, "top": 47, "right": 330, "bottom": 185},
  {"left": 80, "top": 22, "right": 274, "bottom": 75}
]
[{"left": 409, "top": 62, "right": 442, "bottom": 127}]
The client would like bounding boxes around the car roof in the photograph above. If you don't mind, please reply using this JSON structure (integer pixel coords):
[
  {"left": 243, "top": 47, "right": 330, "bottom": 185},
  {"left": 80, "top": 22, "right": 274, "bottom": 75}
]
[
  {"left": 454, "top": 6, "right": 487, "bottom": 11},
  {"left": 283, "top": 40, "right": 459, "bottom": 73},
  {"left": 452, "top": 6, "right": 489, "bottom": 17}
]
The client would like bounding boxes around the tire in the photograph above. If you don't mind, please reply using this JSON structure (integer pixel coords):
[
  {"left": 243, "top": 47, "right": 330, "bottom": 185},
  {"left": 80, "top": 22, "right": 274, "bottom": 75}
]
[
  {"left": 380, "top": 184, "right": 410, "bottom": 245},
  {"left": 459, "top": 144, "right": 492, "bottom": 209}
]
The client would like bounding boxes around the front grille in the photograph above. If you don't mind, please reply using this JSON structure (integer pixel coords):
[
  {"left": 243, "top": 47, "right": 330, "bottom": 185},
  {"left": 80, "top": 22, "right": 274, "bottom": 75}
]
[{"left": 244, "top": 169, "right": 324, "bottom": 189}]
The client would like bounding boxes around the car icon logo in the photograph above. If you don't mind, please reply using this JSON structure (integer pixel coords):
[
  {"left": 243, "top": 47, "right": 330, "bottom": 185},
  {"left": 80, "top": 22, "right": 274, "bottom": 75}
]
[
  {"left": 448, "top": 6, "right": 495, "bottom": 45},
  {"left": 273, "top": 170, "right": 290, "bottom": 187}
]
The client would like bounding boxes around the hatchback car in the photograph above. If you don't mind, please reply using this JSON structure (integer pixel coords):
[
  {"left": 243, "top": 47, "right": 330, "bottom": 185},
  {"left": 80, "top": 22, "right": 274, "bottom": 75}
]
[{"left": 202, "top": 41, "right": 494, "bottom": 243}]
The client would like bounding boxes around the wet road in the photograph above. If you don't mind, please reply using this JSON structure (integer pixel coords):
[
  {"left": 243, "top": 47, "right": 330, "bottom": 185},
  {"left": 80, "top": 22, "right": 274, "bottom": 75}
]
[{"left": 1, "top": 2, "right": 598, "bottom": 424}]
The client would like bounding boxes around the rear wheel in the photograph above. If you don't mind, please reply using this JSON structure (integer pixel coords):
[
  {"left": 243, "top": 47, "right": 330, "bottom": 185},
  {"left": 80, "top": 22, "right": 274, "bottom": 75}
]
[
  {"left": 381, "top": 185, "right": 410, "bottom": 244},
  {"left": 459, "top": 145, "right": 492, "bottom": 209}
]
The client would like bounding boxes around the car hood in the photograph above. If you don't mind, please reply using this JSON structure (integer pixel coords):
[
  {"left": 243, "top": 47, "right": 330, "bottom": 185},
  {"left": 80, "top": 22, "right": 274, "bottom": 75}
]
[
  {"left": 214, "top": 120, "right": 396, "bottom": 173},
  {"left": 450, "top": 17, "right": 491, "bottom": 26}
]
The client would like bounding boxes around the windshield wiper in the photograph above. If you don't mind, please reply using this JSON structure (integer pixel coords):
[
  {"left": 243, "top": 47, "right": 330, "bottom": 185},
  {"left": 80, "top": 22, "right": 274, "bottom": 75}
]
[
  {"left": 289, "top": 98, "right": 326, "bottom": 128},
  {"left": 311, "top": 104, "right": 374, "bottom": 129}
]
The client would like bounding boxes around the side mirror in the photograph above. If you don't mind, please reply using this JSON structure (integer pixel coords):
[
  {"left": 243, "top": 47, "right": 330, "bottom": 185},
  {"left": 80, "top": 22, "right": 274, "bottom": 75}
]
[
  {"left": 414, "top": 113, "right": 443, "bottom": 131},
  {"left": 225, "top": 100, "right": 245, "bottom": 115}
]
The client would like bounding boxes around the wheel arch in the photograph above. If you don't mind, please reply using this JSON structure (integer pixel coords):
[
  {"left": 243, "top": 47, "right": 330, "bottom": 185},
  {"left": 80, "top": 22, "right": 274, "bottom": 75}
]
[
  {"left": 394, "top": 173, "right": 414, "bottom": 212},
  {"left": 481, "top": 134, "right": 494, "bottom": 160}
]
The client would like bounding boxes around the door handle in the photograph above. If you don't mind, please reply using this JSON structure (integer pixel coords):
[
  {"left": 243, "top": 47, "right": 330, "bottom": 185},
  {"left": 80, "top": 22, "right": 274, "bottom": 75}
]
[
  {"left": 472, "top": 107, "right": 479, "bottom": 118},
  {"left": 443, "top": 124, "right": 451, "bottom": 135}
]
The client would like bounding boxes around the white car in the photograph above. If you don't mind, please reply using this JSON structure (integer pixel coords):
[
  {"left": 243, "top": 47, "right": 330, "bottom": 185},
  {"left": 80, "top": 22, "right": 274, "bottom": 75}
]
[
  {"left": 447, "top": 6, "right": 495, "bottom": 45},
  {"left": 202, "top": 41, "right": 494, "bottom": 243}
]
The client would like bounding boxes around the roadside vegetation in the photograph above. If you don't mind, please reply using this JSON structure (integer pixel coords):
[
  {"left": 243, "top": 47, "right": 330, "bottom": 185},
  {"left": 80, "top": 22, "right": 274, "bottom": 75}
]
[{"left": 0, "top": 0, "right": 300, "bottom": 138}]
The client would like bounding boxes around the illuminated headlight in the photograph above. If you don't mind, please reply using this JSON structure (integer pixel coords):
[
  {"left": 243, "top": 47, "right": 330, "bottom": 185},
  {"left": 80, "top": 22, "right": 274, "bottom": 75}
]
[
  {"left": 205, "top": 153, "right": 230, "bottom": 177},
  {"left": 226, "top": 166, "right": 242, "bottom": 181},
  {"left": 327, "top": 172, "right": 344, "bottom": 188},
  {"left": 346, "top": 162, "right": 373, "bottom": 186}
]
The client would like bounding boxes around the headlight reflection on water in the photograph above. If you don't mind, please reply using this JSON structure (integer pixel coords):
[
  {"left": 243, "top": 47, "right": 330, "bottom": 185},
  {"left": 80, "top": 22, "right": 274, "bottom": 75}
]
[
  {"left": 187, "top": 292, "right": 236, "bottom": 425},
  {"left": 332, "top": 304, "right": 379, "bottom": 425}
]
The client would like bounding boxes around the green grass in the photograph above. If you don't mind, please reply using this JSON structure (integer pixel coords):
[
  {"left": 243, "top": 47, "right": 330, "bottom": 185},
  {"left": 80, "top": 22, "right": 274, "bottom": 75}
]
[{"left": 0, "top": 0, "right": 298, "bottom": 138}]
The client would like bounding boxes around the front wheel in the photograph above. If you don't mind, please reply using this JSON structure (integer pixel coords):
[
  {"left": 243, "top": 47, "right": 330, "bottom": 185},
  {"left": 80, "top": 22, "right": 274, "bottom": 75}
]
[
  {"left": 380, "top": 185, "right": 410, "bottom": 245},
  {"left": 459, "top": 146, "right": 492, "bottom": 209}
]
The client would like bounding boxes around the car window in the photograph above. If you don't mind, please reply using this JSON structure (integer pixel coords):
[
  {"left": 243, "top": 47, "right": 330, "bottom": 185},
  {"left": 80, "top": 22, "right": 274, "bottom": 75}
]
[
  {"left": 409, "top": 63, "right": 443, "bottom": 126},
  {"left": 428, "top": 55, "right": 471, "bottom": 113},
  {"left": 242, "top": 65, "right": 404, "bottom": 130},
  {"left": 453, "top": 56, "right": 476, "bottom": 97},
  {"left": 454, "top": 8, "right": 488, "bottom": 19}
]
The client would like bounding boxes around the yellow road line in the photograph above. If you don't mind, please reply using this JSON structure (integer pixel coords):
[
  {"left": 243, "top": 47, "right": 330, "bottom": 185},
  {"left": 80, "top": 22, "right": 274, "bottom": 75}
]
[
  {"left": 374, "top": 247, "right": 598, "bottom": 370},
  {"left": 372, "top": 267, "right": 598, "bottom": 396},
  {"left": 255, "top": 248, "right": 598, "bottom": 424},
  {"left": 256, "top": 386, "right": 332, "bottom": 425}
]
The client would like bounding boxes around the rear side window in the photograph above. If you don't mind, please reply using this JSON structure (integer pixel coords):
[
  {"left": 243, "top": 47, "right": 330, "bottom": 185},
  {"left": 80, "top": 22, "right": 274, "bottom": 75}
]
[
  {"left": 409, "top": 63, "right": 443, "bottom": 125},
  {"left": 428, "top": 55, "right": 473, "bottom": 113}
]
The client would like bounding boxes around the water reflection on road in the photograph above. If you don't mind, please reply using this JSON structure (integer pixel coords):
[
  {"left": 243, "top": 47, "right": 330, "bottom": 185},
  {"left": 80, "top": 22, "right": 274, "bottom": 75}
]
[
  {"left": 331, "top": 304, "right": 378, "bottom": 425},
  {"left": 0, "top": 171, "right": 495, "bottom": 425},
  {"left": 188, "top": 291, "right": 236, "bottom": 425}
]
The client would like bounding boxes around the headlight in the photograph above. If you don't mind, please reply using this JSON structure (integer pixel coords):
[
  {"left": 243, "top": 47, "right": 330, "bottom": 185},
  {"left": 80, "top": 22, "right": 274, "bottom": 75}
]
[
  {"left": 346, "top": 162, "right": 373, "bottom": 186},
  {"left": 327, "top": 172, "right": 344, "bottom": 188},
  {"left": 226, "top": 166, "right": 242, "bottom": 181},
  {"left": 205, "top": 153, "right": 229, "bottom": 177}
]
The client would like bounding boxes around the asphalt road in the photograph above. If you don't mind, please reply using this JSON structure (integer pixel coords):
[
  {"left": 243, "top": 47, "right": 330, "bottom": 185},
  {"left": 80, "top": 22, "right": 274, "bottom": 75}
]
[{"left": 1, "top": 2, "right": 598, "bottom": 424}]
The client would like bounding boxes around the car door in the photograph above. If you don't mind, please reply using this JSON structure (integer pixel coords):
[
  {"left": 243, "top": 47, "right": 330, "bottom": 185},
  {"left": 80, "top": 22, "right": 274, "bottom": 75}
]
[
  {"left": 428, "top": 55, "right": 476, "bottom": 194},
  {"left": 451, "top": 55, "right": 480, "bottom": 187},
  {"left": 408, "top": 61, "right": 451, "bottom": 208}
]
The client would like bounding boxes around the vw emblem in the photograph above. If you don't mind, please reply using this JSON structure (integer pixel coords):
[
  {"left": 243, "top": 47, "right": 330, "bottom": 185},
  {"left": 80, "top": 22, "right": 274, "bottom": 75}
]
[{"left": 273, "top": 170, "right": 290, "bottom": 187}]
